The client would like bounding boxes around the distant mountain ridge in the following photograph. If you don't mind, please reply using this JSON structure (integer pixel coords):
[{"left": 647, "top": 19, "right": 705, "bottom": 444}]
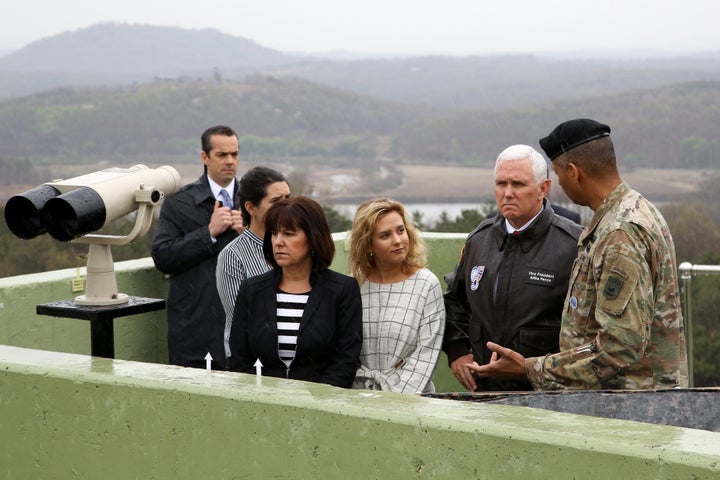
[
  {"left": 0, "top": 23, "right": 296, "bottom": 75},
  {"left": 1, "top": 23, "right": 720, "bottom": 111},
  {"left": 261, "top": 53, "right": 720, "bottom": 110}
]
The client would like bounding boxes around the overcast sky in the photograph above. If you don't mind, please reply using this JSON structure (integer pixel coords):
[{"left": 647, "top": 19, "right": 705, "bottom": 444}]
[{"left": 1, "top": 0, "right": 718, "bottom": 56}]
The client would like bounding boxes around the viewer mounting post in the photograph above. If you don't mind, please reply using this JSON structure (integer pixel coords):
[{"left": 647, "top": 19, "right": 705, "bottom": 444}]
[{"left": 4, "top": 165, "right": 182, "bottom": 358}]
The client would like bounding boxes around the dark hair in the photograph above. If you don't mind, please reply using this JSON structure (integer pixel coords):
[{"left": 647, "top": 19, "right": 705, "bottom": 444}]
[
  {"left": 559, "top": 136, "right": 616, "bottom": 177},
  {"left": 263, "top": 196, "right": 335, "bottom": 272},
  {"left": 201, "top": 125, "right": 238, "bottom": 155},
  {"left": 239, "top": 166, "right": 288, "bottom": 226}
]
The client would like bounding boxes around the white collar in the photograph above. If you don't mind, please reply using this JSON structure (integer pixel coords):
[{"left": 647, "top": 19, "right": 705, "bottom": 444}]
[
  {"left": 207, "top": 176, "right": 235, "bottom": 200},
  {"left": 505, "top": 203, "right": 544, "bottom": 234}
]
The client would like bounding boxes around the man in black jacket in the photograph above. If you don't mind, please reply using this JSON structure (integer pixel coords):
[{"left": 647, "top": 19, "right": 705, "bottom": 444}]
[
  {"left": 152, "top": 125, "right": 244, "bottom": 369},
  {"left": 443, "top": 144, "right": 582, "bottom": 391}
]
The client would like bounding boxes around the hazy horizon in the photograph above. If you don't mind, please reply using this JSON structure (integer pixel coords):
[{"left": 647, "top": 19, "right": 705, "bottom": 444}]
[{"left": 1, "top": 0, "right": 719, "bottom": 58}]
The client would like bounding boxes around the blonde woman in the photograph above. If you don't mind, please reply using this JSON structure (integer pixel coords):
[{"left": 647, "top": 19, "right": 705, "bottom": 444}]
[{"left": 349, "top": 198, "right": 445, "bottom": 394}]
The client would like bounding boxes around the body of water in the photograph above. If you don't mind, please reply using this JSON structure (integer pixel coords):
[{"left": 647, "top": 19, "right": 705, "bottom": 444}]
[{"left": 334, "top": 202, "right": 490, "bottom": 225}]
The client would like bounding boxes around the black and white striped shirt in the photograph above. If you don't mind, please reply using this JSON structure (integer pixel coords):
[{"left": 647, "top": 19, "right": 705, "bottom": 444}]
[
  {"left": 276, "top": 290, "right": 309, "bottom": 368},
  {"left": 216, "top": 229, "right": 272, "bottom": 358}
]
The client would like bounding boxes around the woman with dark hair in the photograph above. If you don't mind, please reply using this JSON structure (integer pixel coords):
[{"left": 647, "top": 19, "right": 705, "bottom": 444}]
[
  {"left": 228, "top": 196, "right": 362, "bottom": 387},
  {"left": 217, "top": 166, "right": 290, "bottom": 361}
]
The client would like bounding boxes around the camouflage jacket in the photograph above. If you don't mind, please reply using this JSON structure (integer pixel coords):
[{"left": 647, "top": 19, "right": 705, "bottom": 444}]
[{"left": 527, "top": 182, "right": 689, "bottom": 389}]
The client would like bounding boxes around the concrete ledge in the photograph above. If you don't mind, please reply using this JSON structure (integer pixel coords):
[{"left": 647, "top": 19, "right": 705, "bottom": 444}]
[
  {"left": 0, "top": 257, "right": 159, "bottom": 288},
  {"left": 0, "top": 256, "right": 169, "bottom": 363},
  {"left": 428, "top": 389, "right": 720, "bottom": 432},
  {"left": 1, "top": 345, "right": 719, "bottom": 479}
]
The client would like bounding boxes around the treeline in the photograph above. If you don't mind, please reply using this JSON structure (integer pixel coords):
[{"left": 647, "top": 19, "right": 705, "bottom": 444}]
[
  {"left": 240, "top": 134, "right": 373, "bottom": 159},
  {"left": 648, "top": 175, "right": 720, "bottom": 386},
  {"left": 392, "top": 81, "right": 720, "bottom": 168},
  {"left": 1, "top": 78, "right": 719, "bottom": 170},
  {"left": 0, "top": 213, "right": 155, "bottom": 277},
  {"left": 0, "top": 158, "right": 45, "bottom": 185},
  {"left": 0, "top": 78, "right": 422, "bottom": 161}
]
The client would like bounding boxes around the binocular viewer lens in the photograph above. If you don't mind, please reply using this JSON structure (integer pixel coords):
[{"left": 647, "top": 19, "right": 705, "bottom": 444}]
[
  {"left": 45, "top": 187, "right": 107, "bottom": 242},
  {"left": 5, "top": 165, "right": 181, "bottom": 243},
  {"left": 5, "top": 184, "right": 59, "bottom": 240},
  {"left": 5, "top": 186, "right": 106, "bottom": 242}
]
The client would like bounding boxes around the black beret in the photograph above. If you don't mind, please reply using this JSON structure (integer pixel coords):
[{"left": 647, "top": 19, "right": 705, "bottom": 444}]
[{"left": 539, "top": 119, "right": 611, "bottom": 161}]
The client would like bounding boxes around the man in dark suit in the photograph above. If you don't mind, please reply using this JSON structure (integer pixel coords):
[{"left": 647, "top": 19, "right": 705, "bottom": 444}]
[{"left": 152, "top": 125, "right": 244, "bottom": 369}]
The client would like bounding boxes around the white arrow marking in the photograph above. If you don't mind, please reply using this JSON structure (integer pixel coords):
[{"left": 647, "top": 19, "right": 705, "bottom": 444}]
[
  {"left": 254, "top": 358, "right": 263, "bottom": 382},
  {"left": 204, "top": 352, "right": 213, "bottom": 371}
]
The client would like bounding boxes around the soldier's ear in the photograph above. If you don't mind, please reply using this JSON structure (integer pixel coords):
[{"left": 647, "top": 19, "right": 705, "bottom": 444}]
[{"left": 567, "top": 162, "right": 580, "bottom": 181}]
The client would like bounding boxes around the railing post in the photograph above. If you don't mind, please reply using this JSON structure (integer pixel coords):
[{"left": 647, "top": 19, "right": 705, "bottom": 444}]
[{"left": 678, "top": 262, "right": 694, "bottom": 387}]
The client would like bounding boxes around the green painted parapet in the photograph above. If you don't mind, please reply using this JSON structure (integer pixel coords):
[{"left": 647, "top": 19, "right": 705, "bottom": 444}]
[
  {"left": 0, "top": 257, "right": 170, "bottom": 363},
  {"left": 1, "top": 344, "right": 718, "bottom": 479},
  {"left": 2, "top": 235, "right": 719, "bottom": 478}
]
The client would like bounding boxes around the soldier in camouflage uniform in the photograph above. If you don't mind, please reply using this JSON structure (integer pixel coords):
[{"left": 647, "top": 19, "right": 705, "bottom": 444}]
[{"left": 467, "top": 118, "right": 689, "bottom": 389}]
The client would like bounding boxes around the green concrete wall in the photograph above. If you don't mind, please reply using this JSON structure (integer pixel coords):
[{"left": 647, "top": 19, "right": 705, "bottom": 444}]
[
  {"left": 2, "top": 345, "right": 719, "bottom": 479},
  {"left": 0, "top": 233, "right": 468, "bottom": 391},
  {"left": 3, "top": 237, "right": 719, "bottom": 478},
  {"left": 0, "top": 257, "right": 170, "bottom": 363}
]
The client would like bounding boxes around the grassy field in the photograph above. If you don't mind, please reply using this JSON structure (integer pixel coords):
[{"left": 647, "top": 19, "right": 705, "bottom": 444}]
[{"left": 312, "top": 165, "right": 715, "bottom": 204}]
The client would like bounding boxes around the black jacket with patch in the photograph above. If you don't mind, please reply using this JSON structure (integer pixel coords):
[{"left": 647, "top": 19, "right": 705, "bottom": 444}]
[{"left": 443, "top": 202, "right": 582, "bottom": 390}]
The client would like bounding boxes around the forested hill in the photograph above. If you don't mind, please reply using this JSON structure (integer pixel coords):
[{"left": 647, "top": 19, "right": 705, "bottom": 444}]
[
  {"left": 0, "top": 23, "right": 296, "bottom": 74},
  {"left": 0, "top": 77, "right": 718, "bottom": 170},
  {"left": 0, "top": 24, "right": 301, "bottom": 97},
  {"left": 0, "top": 77, "right": 430, "bottom": 162},
  {"left": 262, "top": 53, "right": 720, "bottom": 110},
  {"left": 393, "top": 81, "right": 720, "bottom": 168}
]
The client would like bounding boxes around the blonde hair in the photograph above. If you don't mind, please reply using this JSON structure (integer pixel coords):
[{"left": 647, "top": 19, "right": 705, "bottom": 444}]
[{"left": 348, "top": 198, "right": 427, "bottom": 284}]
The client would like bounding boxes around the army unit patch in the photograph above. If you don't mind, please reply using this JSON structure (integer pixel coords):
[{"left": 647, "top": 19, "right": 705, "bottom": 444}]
[{"left": 603, "top": 275, "right": 625, "bottom": 299}]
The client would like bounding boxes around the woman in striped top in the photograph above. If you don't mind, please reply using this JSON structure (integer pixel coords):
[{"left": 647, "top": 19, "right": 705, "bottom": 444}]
[
  {"left": 349, "top": 198, "right": 446, "bottom": 394},
  {"left": 228, "top": 196, "right": 362, "bottom": 387},
  {"left": 216, "top": 167, "right": 290, "bottom": 361}
]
